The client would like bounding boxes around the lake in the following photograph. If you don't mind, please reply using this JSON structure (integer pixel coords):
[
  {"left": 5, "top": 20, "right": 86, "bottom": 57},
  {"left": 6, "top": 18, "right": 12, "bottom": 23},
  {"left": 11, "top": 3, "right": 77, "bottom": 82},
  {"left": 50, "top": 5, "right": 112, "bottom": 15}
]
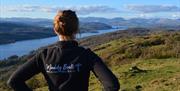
[{"left": 0, "top": 27, "right": 126, "bottom": 60}]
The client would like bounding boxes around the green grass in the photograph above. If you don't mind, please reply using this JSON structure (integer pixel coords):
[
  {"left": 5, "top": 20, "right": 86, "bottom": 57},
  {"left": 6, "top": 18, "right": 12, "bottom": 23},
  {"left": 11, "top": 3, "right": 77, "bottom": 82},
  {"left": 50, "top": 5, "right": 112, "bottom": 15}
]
[{"left": 115, "top": 58, "right": 180, "bottom": 91}]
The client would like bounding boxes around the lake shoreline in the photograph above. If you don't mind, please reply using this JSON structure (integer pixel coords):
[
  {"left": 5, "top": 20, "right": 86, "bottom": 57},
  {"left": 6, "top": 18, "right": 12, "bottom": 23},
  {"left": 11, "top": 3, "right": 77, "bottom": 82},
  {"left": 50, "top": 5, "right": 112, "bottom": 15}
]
[
  {"left": 0, "top": 27, "right": 118, "bottom": 45},
  {"left": 0, "top": 35, "right": 56, "bottom": 45},
  {"left": 0, "top": 28, "right": 126, "bottom": 60}
]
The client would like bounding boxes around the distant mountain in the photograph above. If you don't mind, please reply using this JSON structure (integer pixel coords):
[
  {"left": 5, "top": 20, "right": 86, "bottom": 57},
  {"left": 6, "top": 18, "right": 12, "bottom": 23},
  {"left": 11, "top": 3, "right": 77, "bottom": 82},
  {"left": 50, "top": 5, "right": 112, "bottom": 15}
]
[
  {"left": 79, "top": 17, "right": 109, "bottom": 23},
  {"left": 0, "top": 17, "right": 112, "bottom": 29},
  {"left": 0, "top": 18, "right": 53, "bottom": 27},
  {"left": 80, "top": 22, "right": 112, "bottom": 33},
  {"left": 1, "top": 17, "right": 179, "bottom": 29},
  {"left": 79, "top": 17, "right": 180, "bottom": 30},
  {"left": 0, "top": 20, "right": 112, "bottom": 44},
  {"left": 0, "top": 22, "right": 44, "bottom": 33},
  {"left": 79, "top": 17, "right": 126, "bottom": 24},
  {"left": 1, "top": 17, "right": 179, "bottom": 31},
  {"left": 0, "top": 22, "right": 55, "bottom": 44}
]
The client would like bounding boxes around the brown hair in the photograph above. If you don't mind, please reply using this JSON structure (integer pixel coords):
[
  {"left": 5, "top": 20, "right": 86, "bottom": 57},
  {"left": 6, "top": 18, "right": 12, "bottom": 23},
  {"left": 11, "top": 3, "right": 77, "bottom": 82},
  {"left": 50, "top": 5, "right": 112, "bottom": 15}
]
[{"left": 54, "top": 10, "right": 79, "bottom": 36}]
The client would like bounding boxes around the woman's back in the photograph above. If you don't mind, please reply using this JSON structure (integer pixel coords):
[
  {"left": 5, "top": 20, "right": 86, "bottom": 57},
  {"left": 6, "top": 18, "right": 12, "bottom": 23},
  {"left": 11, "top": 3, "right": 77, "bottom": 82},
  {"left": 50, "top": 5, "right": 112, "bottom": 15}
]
[
  {"left": 7, "top": 10, "right": 120, "bottom": 91},
  {"left": 40, "top": 41, "right": 92, "bottom": 91}
]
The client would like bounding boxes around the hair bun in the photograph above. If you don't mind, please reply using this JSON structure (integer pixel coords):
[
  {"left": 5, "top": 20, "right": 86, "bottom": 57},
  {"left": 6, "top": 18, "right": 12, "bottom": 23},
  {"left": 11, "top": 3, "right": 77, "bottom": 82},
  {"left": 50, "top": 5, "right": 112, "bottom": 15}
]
[{"left": 54, "top": 10, "right": 79, "bottom": 36}]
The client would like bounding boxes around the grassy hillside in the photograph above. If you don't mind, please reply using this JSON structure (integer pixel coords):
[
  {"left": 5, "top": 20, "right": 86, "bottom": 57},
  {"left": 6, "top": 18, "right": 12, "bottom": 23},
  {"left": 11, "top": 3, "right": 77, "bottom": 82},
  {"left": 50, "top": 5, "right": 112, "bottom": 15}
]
[
  {"left": 0, "top": 28, "right": 179, "bottom": 91},
  {"left": 88, "top": 31, "right": 180, "bottom": 91},
  {"left": 88, "top": 58, "right": 180, "bottom": 91}
]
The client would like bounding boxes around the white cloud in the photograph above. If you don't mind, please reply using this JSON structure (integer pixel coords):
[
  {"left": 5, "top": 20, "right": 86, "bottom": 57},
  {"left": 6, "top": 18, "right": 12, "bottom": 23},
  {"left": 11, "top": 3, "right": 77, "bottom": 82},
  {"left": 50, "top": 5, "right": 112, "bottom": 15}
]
[
  {"left": 75, "top": 5, "right": 120, "bottom": 15},
  {"left": 6, "top": 5, "right": 120, "bottom": 15},
  {"left": 139, "top": 13, "right": 152, "bottom": 18},
  {"left": 125, "top": 5, "right": 180, "bottom": 13},
  {"left": 8, "top": 5, "right": 40, "bottom": 12},
  {"left": 172, "top": 13, "right": 180, "bottom": 19}
]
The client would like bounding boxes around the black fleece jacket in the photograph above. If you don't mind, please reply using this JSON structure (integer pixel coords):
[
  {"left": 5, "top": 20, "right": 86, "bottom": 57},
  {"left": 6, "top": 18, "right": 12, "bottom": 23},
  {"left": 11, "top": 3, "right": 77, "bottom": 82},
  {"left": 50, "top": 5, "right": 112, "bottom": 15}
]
[{"left": 7, "top": 40, "right": 120, "bottom": 91}]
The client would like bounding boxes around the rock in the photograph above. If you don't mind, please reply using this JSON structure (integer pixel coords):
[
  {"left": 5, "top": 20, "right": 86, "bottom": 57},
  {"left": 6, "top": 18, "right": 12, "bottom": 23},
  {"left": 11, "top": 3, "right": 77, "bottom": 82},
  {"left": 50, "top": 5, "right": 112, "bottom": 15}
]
[
  {"left": 129, "top": 66, "right": 146, "bottom": 73},
  {"left": 135, "top": 85, "right": 142, "bottom": 90}
]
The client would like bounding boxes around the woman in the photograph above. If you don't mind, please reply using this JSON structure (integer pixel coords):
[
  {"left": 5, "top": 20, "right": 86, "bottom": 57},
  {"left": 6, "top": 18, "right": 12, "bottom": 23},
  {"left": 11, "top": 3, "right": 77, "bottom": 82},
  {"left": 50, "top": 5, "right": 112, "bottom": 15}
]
[{"left": 7, "top": 10, "right": 120, "bottom": 91}]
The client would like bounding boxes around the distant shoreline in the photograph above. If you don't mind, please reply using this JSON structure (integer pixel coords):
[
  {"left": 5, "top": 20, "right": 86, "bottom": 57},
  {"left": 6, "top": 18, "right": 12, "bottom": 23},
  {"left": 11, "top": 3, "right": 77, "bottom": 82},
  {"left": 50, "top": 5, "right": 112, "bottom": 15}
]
[
  {"left": 0, "top": 35, "right": 56, "bottom": 45},
  {"left": 0, "top": 28, "right": 114, "bottom": 45}
]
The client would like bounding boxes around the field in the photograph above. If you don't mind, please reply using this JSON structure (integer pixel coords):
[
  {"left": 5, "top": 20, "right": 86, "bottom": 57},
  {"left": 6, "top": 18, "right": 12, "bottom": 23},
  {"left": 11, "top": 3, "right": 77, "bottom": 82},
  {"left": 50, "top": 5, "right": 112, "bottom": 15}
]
[{"left": 88, "top": 30, "right": 180, "bottom": 91}]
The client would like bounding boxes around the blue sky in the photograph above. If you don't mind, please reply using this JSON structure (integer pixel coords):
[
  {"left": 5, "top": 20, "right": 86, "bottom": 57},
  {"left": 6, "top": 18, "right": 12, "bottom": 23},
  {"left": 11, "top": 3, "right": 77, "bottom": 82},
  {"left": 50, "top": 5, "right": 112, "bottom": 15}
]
[{"left": 0, "top": 0, "right": 180, "bottom": 19}]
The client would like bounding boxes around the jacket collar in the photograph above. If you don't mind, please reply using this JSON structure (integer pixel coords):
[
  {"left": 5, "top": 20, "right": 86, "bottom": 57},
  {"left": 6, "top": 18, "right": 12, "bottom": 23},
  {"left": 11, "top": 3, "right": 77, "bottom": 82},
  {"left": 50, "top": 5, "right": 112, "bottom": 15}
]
[{"left": 56, "top": 40, "right": 78, "bottom": 48}]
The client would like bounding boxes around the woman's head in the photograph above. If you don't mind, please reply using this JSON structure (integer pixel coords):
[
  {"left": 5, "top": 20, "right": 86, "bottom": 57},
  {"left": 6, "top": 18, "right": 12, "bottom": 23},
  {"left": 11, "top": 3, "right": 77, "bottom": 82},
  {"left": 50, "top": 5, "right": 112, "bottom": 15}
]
[{"left": 54, "top": 10, "right": 79, "bottom": 39}]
